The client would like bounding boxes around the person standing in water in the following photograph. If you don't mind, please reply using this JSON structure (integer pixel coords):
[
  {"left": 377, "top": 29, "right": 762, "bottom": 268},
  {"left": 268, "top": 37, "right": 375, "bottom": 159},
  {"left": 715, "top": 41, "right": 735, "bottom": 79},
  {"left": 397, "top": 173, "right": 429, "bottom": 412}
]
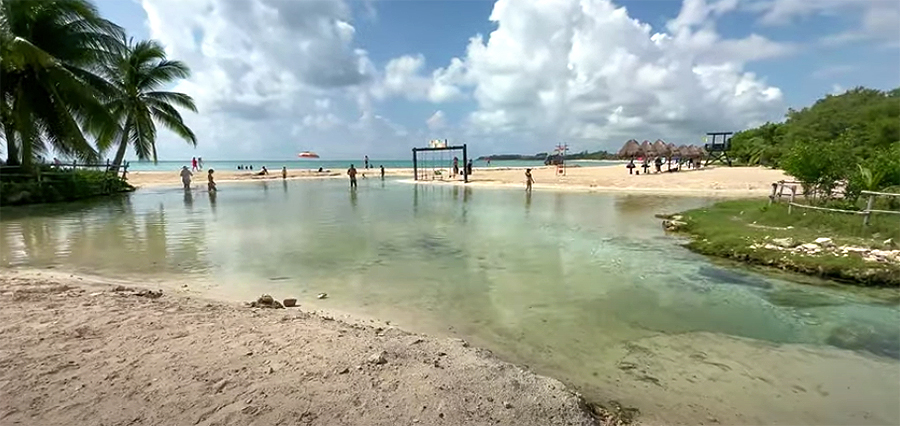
[
  {"left": 348, "top": 164, "right": 358, "bottom": 189},
  {"left": 207, "top": 169, "right": 217, "bottom": 192},
  {"left": 380, "top": 165, "right": 385, "bottom": 180},
  {"left": 180, "top": 166, "right": 193, "bottom": 189},
  {"left": 525, "top": 168, "right": 534, "bottom": 192},
  {"left": 364, "top": 155, "right": 369, "bottom": 169}
]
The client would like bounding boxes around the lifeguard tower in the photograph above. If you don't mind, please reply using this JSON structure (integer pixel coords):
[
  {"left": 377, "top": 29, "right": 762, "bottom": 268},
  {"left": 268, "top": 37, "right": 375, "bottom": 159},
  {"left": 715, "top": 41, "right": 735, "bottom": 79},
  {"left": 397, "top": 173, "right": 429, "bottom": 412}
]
[
  {"left": 552, "top": 143, "right": 568, "bottom": 176},
  {"left": 704, "top": 132, "right": 733, "bottom": 167}
]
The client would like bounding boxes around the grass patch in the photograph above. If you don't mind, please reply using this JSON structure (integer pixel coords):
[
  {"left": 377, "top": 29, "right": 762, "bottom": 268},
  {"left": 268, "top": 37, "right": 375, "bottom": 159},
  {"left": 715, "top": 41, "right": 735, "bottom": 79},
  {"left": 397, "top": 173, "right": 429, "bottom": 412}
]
[{"left": 672, "top": 199, "right": 900, "bottom": 287}]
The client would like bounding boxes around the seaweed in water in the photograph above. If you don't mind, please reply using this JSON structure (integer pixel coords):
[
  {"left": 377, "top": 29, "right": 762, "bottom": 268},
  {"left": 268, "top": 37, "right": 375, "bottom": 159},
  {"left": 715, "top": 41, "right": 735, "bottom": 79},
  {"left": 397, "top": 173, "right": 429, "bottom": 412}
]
[
  {"left": 698, "top": 266, "right": 773, "bottom": 289},
  {"left": 826, "top": 323, "right": 900, "bottom": 360}
]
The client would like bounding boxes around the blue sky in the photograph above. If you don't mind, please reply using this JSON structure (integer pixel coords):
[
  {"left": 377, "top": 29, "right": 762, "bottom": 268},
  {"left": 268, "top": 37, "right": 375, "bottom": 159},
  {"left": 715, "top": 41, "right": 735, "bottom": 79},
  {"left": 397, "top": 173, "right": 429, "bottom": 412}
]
[{"left": 93, "top": 0, "right": 899, "bottom": 161}]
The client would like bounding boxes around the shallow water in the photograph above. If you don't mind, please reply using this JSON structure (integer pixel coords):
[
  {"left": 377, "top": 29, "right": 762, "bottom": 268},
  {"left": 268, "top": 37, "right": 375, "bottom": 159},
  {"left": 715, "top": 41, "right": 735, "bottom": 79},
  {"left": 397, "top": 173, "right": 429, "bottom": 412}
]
[{"left": 2, "top": 178, "right": 898, "bottom": 424}]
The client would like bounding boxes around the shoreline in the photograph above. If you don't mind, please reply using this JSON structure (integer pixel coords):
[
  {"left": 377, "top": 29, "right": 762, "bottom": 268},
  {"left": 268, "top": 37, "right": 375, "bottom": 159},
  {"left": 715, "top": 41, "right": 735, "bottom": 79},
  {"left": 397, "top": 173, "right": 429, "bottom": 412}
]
[
  {"left": 126, "top": 165, "right": 791, "bottom": 198},
  {"left": 0, "top": 268, "right": 612, "bottom": 426}
]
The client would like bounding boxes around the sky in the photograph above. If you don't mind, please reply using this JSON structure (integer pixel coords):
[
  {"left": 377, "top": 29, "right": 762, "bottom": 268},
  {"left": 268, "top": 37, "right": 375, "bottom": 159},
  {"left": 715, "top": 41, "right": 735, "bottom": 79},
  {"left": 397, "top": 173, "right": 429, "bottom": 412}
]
[{"left": 92, "top": 0, "right": 900, "bottom": 161}]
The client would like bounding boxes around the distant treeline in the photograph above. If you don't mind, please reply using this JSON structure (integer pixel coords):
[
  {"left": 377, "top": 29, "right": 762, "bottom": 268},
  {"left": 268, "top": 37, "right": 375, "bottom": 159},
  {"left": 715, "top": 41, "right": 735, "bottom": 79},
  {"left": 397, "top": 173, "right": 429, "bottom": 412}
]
[{"left": 477, "top": 150, "right": 617, "bottom": 161}]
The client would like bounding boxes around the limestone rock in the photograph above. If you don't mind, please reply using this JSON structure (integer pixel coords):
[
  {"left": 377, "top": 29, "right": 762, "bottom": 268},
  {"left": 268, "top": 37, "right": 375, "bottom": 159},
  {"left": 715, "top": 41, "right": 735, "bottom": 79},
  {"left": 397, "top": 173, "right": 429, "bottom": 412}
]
[
  {"left": 282, "top": 298, "right": 297, "bottom": 307},
  {"left": 771, "top": 237, "right": 795, "bottom": 248},
  {"left": 367, "top": 351, "right": 387, "bottom": 365},
  {"left": 814, "top": 237, "right": 834, "bottom": 248}
]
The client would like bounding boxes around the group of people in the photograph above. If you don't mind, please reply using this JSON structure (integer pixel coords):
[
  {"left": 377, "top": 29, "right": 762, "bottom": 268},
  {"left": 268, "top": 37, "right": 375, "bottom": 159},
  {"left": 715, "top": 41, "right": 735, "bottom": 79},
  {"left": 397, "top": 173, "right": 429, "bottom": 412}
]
[
  {"left": 181, "top": 166, "right": 216, "bottom": 192},
  {"left": 625, "top": 157, "right": 700, "bottom": 175},
  {"left": 347, "top": 163, "right": 386, "bottom": 189},
  {"left": 191, "top": 157, "right": 203, "bottom": 171}
]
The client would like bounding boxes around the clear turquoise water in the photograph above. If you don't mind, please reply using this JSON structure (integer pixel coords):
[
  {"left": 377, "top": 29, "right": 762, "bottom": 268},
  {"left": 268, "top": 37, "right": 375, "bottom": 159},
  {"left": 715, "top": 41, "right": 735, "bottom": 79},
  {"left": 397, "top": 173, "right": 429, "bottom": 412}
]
[
  {"left": 2, "top": 178, "right": 898, "bottom": 423},
  {"left": 121, "top": 159, "right": 620, "bottom": 172}
]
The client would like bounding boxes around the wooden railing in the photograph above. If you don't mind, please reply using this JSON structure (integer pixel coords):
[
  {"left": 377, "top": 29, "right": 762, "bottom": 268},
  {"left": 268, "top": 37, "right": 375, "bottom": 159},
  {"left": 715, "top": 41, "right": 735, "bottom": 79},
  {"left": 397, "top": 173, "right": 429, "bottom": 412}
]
[{"left": 768, "top": 180, "right": 900, "bottom": 225}]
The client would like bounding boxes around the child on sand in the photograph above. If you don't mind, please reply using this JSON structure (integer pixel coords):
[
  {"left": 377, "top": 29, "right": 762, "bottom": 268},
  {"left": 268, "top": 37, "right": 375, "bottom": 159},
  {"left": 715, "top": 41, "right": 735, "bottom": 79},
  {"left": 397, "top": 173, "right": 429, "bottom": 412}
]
[
  {"left": 207, "top": 169, "right": 217, "bottom": 192},
  {"left": 180, "top": 166, "right": 193, "bottom": 189},
  {"left": 525, "top": 168, "right": 534, "bottom": 192}
]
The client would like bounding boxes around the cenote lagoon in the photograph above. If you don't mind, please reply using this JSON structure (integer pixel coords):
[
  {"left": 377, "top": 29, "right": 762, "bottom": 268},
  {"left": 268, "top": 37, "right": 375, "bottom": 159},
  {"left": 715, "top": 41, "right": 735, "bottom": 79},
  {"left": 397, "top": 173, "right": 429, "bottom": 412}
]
[{"left": 2, "top": 178, "right": 898, "bottom": 425}]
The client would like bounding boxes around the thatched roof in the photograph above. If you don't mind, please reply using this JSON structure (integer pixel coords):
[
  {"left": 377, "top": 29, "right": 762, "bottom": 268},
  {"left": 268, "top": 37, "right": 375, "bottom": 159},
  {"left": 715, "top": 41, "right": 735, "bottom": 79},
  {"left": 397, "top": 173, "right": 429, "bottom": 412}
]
[
  {"left": 617, "top": 139, "right": 641, "bottom": 158},
  {"left": 639, "top": 140, "right": 654, "bottom": 157},
  {"left": 652, "top": 140, "right": 669, "bottom": 157}
]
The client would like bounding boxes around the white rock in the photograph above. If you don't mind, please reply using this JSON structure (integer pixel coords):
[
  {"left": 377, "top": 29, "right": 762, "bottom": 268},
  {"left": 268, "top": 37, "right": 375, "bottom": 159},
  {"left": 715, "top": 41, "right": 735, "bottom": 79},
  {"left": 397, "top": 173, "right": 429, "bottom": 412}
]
[{"left": 814, "top": 237, "right": 834, "bottom": 247}]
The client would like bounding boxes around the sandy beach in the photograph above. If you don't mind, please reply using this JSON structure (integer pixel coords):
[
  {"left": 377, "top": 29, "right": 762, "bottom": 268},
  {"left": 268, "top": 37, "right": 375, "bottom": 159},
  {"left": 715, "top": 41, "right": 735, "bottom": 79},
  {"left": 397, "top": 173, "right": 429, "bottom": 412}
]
[
  {"left": 0, "top": 269, "right": 605, "bottom": 426},
  {"left": 128, "top": 165, "right": 791, "bottom": 197}
]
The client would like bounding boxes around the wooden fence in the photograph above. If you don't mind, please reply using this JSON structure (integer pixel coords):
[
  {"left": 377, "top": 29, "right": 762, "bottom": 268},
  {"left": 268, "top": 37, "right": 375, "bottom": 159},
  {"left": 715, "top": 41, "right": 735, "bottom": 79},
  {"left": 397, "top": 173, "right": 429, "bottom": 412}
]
[{"left": 768, "top": 180, "right": 900, "bottom": 225}]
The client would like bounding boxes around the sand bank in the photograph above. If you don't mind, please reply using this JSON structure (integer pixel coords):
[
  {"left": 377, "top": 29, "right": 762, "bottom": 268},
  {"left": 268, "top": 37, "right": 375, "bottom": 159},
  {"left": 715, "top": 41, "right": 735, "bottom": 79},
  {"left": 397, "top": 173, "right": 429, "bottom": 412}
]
[
  {"left": 0, "top": 269, "right": 604, "bottom": 426},
  {"left": 127, "top": 165, "right": 790, "bottom": 197}
]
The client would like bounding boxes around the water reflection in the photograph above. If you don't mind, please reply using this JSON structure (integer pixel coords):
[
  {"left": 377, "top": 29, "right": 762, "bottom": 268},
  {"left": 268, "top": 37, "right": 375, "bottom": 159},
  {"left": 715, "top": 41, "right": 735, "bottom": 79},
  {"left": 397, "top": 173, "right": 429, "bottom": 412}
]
[
  {"left": 183, "top": 189, "right": 193, "bottom": 209},
  {"left": 209, "top": 191, "right": 217, "bottom": 214},
  {"left": 1, "top": 178, "right": 898, "bottom": 425}
]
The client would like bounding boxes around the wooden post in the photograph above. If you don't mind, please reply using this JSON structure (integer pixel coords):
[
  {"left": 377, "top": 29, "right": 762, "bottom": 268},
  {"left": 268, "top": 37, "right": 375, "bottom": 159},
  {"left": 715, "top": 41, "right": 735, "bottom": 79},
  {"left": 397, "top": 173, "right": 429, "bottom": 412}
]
[
  {"left": 788, "top": 186, "right": 796, "bottom": 214},
  {"left": 462, "top": 143, "right": 468, "bottom": 183},
  {"left": 864, "top": 194, "right": 875, "bottom": 225},
  {"left": 412, "top": 148, "right": 418, "bottom": 181},
  {"left": 769, "top": 182, "right": 778, "bottom": 205}
]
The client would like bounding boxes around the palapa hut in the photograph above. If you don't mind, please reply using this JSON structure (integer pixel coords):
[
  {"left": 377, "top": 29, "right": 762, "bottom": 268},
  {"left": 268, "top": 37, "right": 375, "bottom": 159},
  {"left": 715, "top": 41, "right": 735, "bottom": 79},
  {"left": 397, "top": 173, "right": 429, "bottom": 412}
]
[
  {"left": 617, "top": 139, "right": 641, "bottom": 159},
  {"left": 652, "top": 140, "right": 669, "bottom": 158},
  {"left": 639, "top": 140, "right": 654, "bottom": 158}
]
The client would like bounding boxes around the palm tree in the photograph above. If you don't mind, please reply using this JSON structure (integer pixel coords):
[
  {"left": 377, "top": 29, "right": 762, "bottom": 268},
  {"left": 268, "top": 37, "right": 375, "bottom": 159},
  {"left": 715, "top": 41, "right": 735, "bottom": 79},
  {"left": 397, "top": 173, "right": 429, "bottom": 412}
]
[
  {"left": 101, "top": 37, "right": 197, "bottom": 169},
  {"left": 0, "top": 0, "right": 123, "bottom": 169}
]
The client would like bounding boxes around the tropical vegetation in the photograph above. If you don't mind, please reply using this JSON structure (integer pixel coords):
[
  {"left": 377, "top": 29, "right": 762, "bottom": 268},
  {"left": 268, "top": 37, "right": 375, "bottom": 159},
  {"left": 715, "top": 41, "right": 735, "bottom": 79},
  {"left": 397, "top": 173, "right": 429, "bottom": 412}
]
[
  {"left": 1, "top": 0, "right": 196, "bottom": 204},
  {"left": 729, "top": 87, "right": 900, "bottom": 201}
]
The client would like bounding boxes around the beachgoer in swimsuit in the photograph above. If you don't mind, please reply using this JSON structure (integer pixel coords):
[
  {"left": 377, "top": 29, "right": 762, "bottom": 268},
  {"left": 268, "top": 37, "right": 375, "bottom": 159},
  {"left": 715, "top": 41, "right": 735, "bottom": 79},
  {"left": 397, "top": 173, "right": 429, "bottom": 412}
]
[
  {"left": 180, "top": 166, "right": 193, "bottom": 189},
  {"left": 348, "top": 164, "right": 358, "bottom": 189},
  {"left": 282, "top": 166, "right": 287, "bottom": 179},
  {"left": 525, "top": 168, "right": 534, "bottom": 192},
  {"left": 380, "top": 165, "right": 385, "bottom": 180},
  {"left": 207, "top": 169, "right": 217, "bottom": 192}
]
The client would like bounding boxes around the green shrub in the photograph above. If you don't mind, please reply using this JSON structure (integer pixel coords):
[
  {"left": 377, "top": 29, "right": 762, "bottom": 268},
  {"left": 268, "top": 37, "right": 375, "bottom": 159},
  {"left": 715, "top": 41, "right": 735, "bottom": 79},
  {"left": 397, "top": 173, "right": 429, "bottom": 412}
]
[{"left": 0, "top": 169, "right": 134, "bottom": 206}]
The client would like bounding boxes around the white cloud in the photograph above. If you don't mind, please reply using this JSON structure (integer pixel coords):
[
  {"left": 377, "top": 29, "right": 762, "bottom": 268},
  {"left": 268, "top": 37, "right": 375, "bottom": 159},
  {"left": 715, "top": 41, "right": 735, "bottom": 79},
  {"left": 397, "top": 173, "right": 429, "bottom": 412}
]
[
  {"left": 420, "top": 0, "right": 787, "bottom": 149},
  {"left": 749, "top": 0, "right": 900, "bottom": 47},
  {"left": 138, "top": 0, "right": 415, "bottom": 160},
  {"left": 426, "top": 111, "right": 447, "bottom": 130},
  {"left": 811, "top": 65, "right": 857, "bottom": 80},
  {"left": 370, "top": 55, "right": 465, "bottom": 103}
]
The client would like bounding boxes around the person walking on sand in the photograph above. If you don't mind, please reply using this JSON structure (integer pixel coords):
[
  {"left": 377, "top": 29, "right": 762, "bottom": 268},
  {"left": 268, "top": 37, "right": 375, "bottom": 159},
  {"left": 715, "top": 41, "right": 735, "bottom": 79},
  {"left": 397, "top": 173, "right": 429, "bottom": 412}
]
[
  {"left": 207, "top": 169, "right": 217, "bottom": 192},
  {"left": 180, "top": 166, "right": 193, "bottom": 189},
  {"left": 525, "top": 168, "right": 534, "bottom": 192},
  {"left": 348, "top": 164, "right": 358, "bottom": 189},
  {"left": 452, "top": 157, "right": 459, "bottom": 178},
  {"left": 380, "top": 165, "right": 385, "bottom": 180},
  {"left": 282, "top": 166, "right": 287, "bottom": 179},
  {"left": 191, "top": 157, "right": 198, "bottom": 172},
  {"left": 364, "top": 155, "right": 369, "bottom": 169}
]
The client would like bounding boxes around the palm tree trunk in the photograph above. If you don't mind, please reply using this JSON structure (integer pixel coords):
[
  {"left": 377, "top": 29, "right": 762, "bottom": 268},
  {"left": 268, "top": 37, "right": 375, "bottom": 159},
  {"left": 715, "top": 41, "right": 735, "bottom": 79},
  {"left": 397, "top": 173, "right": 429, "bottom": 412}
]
[
  {"left": 3, "top": 127, "right": 19, "bottom": 165},
  {"left": 111, "top": 125, "right": 131, "bottom": 171}
]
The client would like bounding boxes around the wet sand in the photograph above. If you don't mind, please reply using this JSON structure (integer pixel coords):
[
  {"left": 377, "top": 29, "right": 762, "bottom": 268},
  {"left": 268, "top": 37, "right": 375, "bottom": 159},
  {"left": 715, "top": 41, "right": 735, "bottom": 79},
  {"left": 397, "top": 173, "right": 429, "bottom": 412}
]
[
  {"left": 0, "top": 269, "right": 603, "bottom": 426},
  {"left": 127, "top": 165, "right": 790, "bottom": 197}
]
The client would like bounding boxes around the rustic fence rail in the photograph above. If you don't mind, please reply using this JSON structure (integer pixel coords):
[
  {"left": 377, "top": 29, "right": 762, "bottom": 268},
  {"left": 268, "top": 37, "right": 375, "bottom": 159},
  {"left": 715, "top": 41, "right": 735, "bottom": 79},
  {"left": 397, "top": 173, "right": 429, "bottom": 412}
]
[
  {"left": 0, "top": 160, "right": 130, "bottom": 182},
  {"left": 768, "top": 180, "right": 900, "bottom": 225}
]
